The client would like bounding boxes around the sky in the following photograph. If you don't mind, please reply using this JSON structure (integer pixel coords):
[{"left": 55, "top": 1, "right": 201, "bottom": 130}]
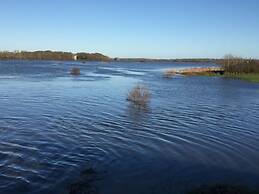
[{"left": 0, "top": 0, "right": 259, "bottom": 58}]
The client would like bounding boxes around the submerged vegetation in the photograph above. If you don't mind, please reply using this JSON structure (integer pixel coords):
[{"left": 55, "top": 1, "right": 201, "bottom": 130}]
[
  {"left": 127, "top": 85, "right": 151, "bottom": 107},
  {"left": 70, "top": 68, "right": 81, "bottom": 76},
  {"left": 69, "top": 168, "right": 98, "bottom": 194}
]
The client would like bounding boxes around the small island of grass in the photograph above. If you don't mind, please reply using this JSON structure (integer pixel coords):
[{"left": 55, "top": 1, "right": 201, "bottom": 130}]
[{"left": 165, "top": 55, "right": 259, "bottom": 83}]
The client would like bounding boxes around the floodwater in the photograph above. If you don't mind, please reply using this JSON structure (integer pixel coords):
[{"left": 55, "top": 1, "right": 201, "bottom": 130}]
[{"left": 0, "top": 60, "right": 259, "bottom": 194}]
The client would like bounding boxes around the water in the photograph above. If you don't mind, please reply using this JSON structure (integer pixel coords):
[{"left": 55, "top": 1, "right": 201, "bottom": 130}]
[{"left": 0, "top": 60, "right": 259, "bottom": 194}]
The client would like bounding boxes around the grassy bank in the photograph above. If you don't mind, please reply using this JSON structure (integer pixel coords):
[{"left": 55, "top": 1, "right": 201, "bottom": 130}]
[
  {"left": 164, "top": 56, "right": 259, "bottom": 83},
  {"left": 220, "top": 56, "right": 259, "bottom": 82},
  {"left": 164, "top": 69, "right": 259, "bottom": 83},
  {"left": 200, "top": 72, "right": 259, "bottom": 83},
  {"left": 222, "top": 73, "right": 259, "bottom": 83}
]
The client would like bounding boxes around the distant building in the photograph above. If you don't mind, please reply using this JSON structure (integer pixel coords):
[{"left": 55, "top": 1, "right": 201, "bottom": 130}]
[{"left": 73, "top": 55, "right": 78, "bottom": 60}]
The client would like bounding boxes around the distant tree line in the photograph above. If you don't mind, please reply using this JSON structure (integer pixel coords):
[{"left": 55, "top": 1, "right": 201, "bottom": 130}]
[
  {"left": 0, "top": 51, "right": 111, "bottom": 61},
  {"left": 76, "top": 52, "right": 110, "bottom": 61},
  {"left": 114, "top": 58, "right": 220, "bottom": 63},
  {"left": 221, "top": 55, "right": 259, "bottom": 73},
  {"left": 0, "top": 51, "right": 73, "bottom": 60}
]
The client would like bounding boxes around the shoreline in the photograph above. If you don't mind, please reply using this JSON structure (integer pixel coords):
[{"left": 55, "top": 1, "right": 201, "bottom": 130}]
[
  {"left": 164, "top": 67, "right": 224, "bottom": 77},
  {"left": 0, "top": 51, "right": 225, "bottom": 63},
  {"left": 164, "top": 67, "right": 259, "bottom": 83}
]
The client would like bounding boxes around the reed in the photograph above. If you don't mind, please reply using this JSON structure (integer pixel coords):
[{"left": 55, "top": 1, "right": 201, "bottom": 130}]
[{"left": 222, "top": 55, "right": 259, "bottom": 74}]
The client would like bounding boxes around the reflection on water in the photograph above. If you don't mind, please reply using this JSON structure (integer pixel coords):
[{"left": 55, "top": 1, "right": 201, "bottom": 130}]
[
  {"left": 0, "top": 60, "right": 259, "bottom": 194},
  {"left": 126, "top": 103, "right": 151, "bottom": 124},
  {"left": 187, "top": 184, "right": 259, "bottom": 194},
  {"left": 69, "top": 168, "right": 99, "bottom": 194}
]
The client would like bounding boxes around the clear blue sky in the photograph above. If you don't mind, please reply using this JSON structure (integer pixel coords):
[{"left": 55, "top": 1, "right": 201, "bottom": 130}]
[{"left": 1, "top": 0, "right": 259, "bottom": 58}]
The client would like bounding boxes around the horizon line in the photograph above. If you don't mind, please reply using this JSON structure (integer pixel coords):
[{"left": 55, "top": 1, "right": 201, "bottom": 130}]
[{"left": 0, "top": 49, "right": 258, "bottom": 60}]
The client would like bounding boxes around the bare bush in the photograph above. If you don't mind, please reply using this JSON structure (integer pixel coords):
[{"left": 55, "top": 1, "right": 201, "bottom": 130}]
[{"left": 127, "top": 85, "right": 151, "bottom": 106}]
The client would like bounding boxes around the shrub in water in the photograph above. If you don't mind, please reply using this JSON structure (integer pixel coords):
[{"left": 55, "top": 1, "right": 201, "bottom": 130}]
[
  {"left": 70, "top": 67, "right": 81, "bottom": 76},
  {"left": 127, "top": 85, "right": 151, "bottom": 106}
]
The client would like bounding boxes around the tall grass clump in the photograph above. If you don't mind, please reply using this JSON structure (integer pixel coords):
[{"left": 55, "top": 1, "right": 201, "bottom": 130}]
[
  {"left": 127, "top": 85, "right": 151, "bottom": 106},
  {"left": 222, "top": 55, "right": 259, "bottom": 74}
]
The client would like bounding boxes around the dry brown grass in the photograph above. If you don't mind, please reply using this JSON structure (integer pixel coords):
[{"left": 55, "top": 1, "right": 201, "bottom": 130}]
[
  {"left": 164, "top": 67, "right": 224, "bottom": 77},
  {"left": 164, "top": 70, "right": 176, "bottom": 78},
  {"left": 222, "top": 56, "right": 259, "bottom": 74},
  {"left": 127, "top": 85, "right": 151, "bottom": 106},
  {"left": 70, "top": 67, "right": 81, "bottom": 76}
]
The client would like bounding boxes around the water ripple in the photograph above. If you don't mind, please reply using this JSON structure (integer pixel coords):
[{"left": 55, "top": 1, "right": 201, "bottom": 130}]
[{"left": 0, "top": 61, "right": 259, "bottom": 194}]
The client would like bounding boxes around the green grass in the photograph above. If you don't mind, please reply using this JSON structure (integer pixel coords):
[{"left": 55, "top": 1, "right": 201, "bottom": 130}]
[
  {"left": 223, "top": 73, "right": 259, "bottom": 83},
  {"left": 201, "top": 72, "right": 259, "bottom": 83}
]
